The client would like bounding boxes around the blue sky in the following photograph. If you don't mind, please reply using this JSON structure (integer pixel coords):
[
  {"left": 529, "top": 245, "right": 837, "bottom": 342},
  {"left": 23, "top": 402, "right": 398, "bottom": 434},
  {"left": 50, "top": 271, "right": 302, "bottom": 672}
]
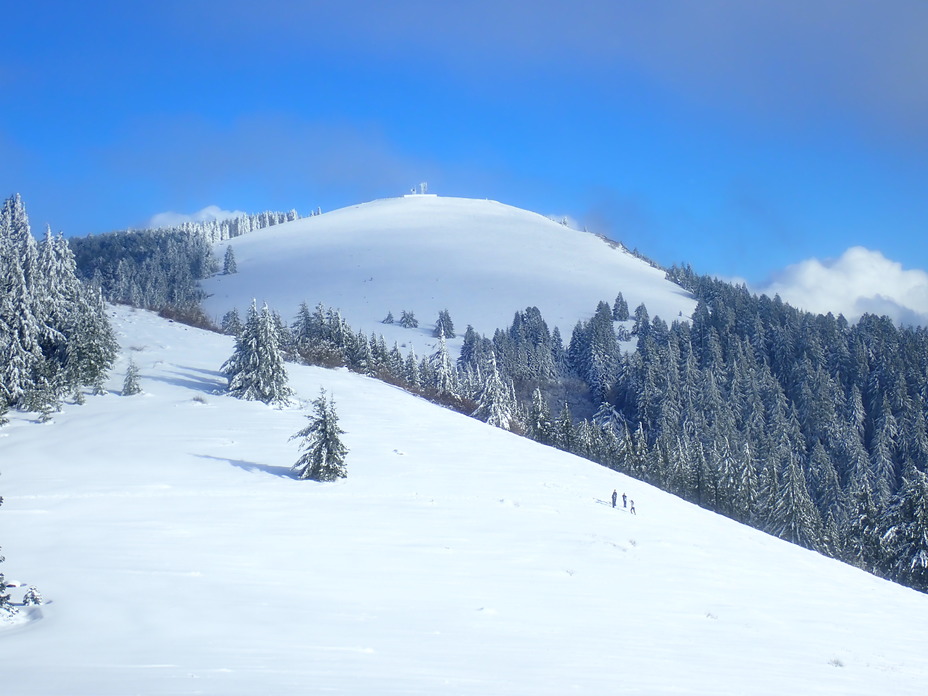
[{"left": 3, "top": 1, "right": 928, "bottom": 320}]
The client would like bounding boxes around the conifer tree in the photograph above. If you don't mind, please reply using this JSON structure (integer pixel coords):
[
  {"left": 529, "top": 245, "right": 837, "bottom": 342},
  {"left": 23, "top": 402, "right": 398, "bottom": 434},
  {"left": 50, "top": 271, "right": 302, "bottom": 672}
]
[
  {"left": 844, "top": 484, "right": 882, "bottom": 571},
  {"left": 430, "top": 329, "right": 458, "bottom": 396},
  {"left": 472, "top": 353, "right": 514, "bottom": 429},
  {"left": 768, "top": 454, "right": 825, "bottom": 552},
  {"left": 404, "top": 347, "right": 420, "bottom": 388},
  {"left": 386, "top": 342, "right": 404, "bottom": 380},
  {"left": 434, "top": 309, "right": 456, "bottom": 338},
  {"left": 0, "top": 239, "right": 44, "bottom": 408},
  {"left": 63, "top": 285, "right": 119, "bottom": 396},
  {"left": 632, "top": 303, "right": 650, "bottom": 336},
  {"left": 222, "top": 300, "right": 292, "bottom": 406},
  {"left": 122, "top": 358, "right": 142, "bottom": 396},
  {"left": 398, "top": 310, "right": 418, "bottom": 329},
  {"left": 553, "top": 403, "right": 575, "bottom": 452},
  {"left": 458, "top": 325, "right": 481, "bottom": 371},
  {"left": 879, "top": 468, "right": 928, "bottom": 592},
  {"left": 221, "top": 307, "right": 243, "bottom": 336},
  {"left": 22, "top": 586, "right": 43, "bottom": 606},
  {"left": 612, "top": 292, "right": 629, "bottom": 321},
  {"left": 222, "top": 245, "right": 237, "bottom": 274},
  {"left": 290, "top": 390, "right": 348, "bottom": 481},
  {"left": 1, "top": 195, "right": 117, "bottom": 410},
  {"left": 550, "top": 326, "right": 568, "bottom": 376},
  {"left": 349, "top": 330, "right": 374, "bottom": 376}
]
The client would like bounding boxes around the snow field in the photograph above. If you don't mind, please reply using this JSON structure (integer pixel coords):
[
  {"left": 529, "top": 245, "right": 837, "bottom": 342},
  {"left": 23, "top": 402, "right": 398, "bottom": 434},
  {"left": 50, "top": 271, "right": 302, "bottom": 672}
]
[{"left": 1, "top": 306, "right": 927, "bottom": 695}]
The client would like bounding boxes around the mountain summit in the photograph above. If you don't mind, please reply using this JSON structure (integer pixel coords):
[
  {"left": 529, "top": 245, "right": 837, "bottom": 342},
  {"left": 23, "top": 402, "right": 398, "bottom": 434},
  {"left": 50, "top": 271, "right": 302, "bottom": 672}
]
[{"left": 202, "top": 195, "right": 695, "bottom": 342}]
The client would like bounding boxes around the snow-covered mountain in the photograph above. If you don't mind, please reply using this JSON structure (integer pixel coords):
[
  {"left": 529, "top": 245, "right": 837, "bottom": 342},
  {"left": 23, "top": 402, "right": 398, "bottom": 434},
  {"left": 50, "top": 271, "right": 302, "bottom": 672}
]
[
  {"left": 201, "top": 194, "right": 696, "bottom": 350},
  {"left": 3, "top": 195, "right": 928, "bottom": 695}
]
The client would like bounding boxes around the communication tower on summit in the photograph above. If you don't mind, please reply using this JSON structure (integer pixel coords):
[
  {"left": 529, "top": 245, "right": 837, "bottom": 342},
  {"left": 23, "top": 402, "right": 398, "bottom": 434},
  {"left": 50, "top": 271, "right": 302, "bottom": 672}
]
[{"left": 406, "top": 181, "right": 435, "bottom": 197}]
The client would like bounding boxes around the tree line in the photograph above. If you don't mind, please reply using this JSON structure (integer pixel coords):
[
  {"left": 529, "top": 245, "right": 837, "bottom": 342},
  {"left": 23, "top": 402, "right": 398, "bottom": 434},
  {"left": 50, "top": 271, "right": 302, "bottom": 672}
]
[{"left": 220, "top": 278, "right": 928, "bottom": 593}]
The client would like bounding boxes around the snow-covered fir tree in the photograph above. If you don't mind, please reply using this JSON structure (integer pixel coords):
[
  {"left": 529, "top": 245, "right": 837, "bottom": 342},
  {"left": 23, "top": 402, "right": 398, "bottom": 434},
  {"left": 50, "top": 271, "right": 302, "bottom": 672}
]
[
  {"left": 404, "top": 347, "right": 420, "bottom": 388},
  {"left": 22, "top": 586, "right": 43, "bottom": 606},
  {"left": 122, "top": 358, "right": 142, "bottom": 396},
  {"left": 220, "top": 307, "right": 243, "bottom": 336},
  {"left": 612, "top": 291, "right": 630, "bottom": 321},
  {"left": 222, "top": 300, "right": 292, "bottom": 406},
  {"left": 526, "top": 388, "right": 554, "bottom": 445},
  {"left": 398, "top": 310, "right": 418, "bottom": 329},
  {"left": 0, "top": 194, "right": 117, "bottom": 411},
  {"left": 290, "top": 389, "right": 348, "bottom": 481},
  {"left": 553, "top": 402, "right": 575, "bottom": 452},
  {"left": 0, "top": 213, "right": 45, "bottom": 408},
  {"left": 471, "top": 353, "right": 515, "bottom": 430},
  {"left": 433, "top": 309, "right": 456, "bottom": 338},
  {"left": 222, "top": 245, "right": 237, "bottom": 275},
  {"left": 879, "top": 467, "right": 928, "bottom": 592},
  {"left": 62, "top": 285, "right": 119, "bottom": 397},
  {"left": 429, "top": 329, "right": 458, "bottom": 396}
]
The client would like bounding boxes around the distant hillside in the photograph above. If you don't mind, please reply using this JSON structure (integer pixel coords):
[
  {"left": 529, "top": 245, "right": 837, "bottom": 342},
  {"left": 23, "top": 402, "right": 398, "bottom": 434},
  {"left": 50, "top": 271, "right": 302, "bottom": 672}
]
[{"left": 201, "top": 194, "right": 696, "bottom": 347}]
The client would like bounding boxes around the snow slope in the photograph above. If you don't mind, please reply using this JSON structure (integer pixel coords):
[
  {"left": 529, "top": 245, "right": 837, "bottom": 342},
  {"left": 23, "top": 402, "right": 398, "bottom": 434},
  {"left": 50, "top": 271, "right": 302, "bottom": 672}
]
[
  {"left": 201, "top": 195, "right": 696, "bottom": 351},
  {"left": 2, "top": 305, "right": 928, "bottom": 695}
]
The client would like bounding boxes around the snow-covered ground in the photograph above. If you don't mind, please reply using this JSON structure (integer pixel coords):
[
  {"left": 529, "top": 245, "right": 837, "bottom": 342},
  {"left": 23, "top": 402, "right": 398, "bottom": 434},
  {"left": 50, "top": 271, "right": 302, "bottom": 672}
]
[
  {"left": 3, "top": 305, "right": 928, "bottom": 695},
  {"left": 201, "top": 195, "right": 696, "bottom": 355}
]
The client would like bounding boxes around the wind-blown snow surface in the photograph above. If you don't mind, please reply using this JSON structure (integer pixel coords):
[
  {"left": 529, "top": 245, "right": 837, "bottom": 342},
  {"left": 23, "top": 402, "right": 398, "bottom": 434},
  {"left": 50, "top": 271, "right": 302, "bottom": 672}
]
[
  {"left": 201, "top": 195, "right": 696, "bottom": 349},
  {"left": 3, "top": 306, "right": 928, "bottom": 695}
]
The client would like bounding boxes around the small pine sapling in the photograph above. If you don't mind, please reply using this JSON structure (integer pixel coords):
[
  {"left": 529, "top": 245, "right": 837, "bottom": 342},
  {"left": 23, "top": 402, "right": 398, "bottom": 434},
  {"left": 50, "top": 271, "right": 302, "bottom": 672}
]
[
  {"left": 122, "top": 358, "right": 142, "bottom": 396},
  {"left": 290, "top": 389, "right": 348, "bottom": 481},
  {"left": 22, "top": 586, "right": 43, "bottom": 606}
]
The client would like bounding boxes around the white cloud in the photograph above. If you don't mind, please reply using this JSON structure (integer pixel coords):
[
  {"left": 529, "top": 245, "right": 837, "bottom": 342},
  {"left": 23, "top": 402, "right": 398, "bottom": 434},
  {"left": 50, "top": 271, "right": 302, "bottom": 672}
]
[
  {"left": 751, "top": 247, "right": 928, "bottom": 326},
  {"left": 148, "top": 205, "right": 246, "bottom": 228}
]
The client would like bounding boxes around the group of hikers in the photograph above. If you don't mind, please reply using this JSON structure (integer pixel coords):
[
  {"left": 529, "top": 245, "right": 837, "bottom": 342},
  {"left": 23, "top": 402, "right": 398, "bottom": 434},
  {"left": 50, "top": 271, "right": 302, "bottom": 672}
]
[{"left": 611, "top": 489, "right": 635, "bottom": 515}]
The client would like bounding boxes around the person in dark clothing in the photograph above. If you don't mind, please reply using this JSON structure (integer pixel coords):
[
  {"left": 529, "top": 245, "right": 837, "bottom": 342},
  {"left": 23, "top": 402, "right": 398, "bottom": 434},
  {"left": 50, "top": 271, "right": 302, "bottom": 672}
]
[
  {"left": 630, "top": 500, "right": 636, "bottom": 515},
  {"left": 622, "top": 493, "right": 627, "bottom": 508},
  {"left": 611, "top": 489, "right": 617, "bottom": 508}
]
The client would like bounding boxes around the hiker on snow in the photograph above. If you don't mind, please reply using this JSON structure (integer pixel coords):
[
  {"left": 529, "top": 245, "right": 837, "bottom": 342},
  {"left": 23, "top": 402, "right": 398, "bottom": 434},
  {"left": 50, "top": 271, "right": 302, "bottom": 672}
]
[{"left": 612, "top": 489, "right": 617, "bottom": 508}]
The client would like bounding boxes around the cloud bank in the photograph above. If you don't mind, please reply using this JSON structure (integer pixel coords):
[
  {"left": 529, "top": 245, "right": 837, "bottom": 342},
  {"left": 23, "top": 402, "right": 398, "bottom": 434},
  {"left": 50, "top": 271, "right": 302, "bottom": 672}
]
[
  {"left": 751, "top": 247, "right": 928, "bottom": 326},
  {"left": 148, "top": 205, "right": 247, "bottom": 229}
]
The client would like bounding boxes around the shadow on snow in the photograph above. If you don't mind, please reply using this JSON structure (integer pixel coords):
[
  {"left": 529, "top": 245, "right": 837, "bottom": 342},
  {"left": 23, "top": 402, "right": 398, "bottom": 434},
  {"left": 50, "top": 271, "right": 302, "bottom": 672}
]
[{"left": 195, "top": 454, "right": 295, "bottom": 479}]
